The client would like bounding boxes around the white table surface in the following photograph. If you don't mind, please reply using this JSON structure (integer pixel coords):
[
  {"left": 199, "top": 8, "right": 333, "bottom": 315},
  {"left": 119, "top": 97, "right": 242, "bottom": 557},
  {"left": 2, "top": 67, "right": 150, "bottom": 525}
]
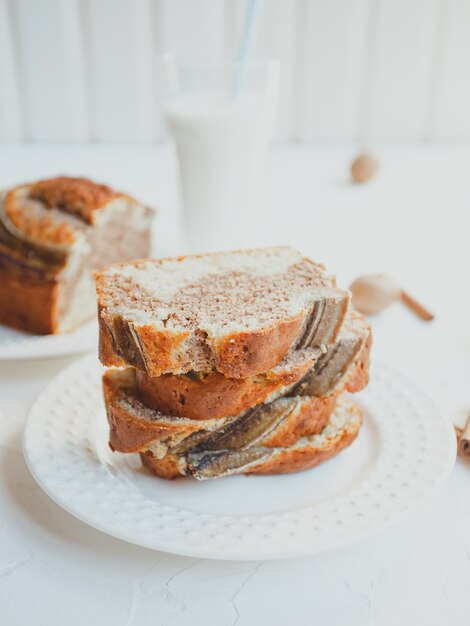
[{"left": 1, "top": 144, "right": 470, "bottom": 625}]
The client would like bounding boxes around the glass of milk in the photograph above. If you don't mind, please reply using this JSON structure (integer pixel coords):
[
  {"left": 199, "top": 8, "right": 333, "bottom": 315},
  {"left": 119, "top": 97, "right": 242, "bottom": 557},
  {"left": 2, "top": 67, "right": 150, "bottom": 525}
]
[{"left": 161, "top": 55, "right": 280, "bottom": 253}]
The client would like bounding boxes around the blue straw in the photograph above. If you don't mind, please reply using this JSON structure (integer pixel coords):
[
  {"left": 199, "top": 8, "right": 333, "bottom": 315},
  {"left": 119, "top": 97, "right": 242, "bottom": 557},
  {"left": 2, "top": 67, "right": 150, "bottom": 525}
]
[{"left": 233, "top": 0, "right": 262, "bottom": 99}]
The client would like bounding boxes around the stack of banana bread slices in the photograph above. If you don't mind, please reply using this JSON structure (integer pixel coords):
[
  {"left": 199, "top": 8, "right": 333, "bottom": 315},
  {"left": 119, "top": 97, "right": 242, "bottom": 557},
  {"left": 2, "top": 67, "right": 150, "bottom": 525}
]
[{"left": 97, "top": 247, "right": 371, "bottom": 480}]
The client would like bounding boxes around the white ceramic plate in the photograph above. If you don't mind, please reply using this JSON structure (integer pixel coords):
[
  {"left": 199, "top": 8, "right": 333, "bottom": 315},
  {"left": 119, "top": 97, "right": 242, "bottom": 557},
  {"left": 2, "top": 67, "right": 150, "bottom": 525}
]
[
  {"left": 23, "top": 355, "right": 456, "bottom": 560},
  {"left": 0, "top": 321, "right": 97, "bottom": 360}
]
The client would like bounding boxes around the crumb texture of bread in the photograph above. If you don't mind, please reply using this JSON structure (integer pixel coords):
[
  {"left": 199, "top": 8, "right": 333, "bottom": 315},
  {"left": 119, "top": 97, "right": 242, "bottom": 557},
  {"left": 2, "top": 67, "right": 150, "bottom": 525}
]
[
  {"left": 98, "top": 248, "right": 336, "bottom": 331},
  {"left": 0, "top": 177, "right": 154, "bottom": 334},
  {"left": 97, "top": 247, "right": 350, "bottom": 377}
]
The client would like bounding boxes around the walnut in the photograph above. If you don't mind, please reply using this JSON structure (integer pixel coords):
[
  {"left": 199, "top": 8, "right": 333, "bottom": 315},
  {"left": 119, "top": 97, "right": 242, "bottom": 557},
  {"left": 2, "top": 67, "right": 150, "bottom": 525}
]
[{"left": 351, "top": 153, "right": 379, "bottom": 184}]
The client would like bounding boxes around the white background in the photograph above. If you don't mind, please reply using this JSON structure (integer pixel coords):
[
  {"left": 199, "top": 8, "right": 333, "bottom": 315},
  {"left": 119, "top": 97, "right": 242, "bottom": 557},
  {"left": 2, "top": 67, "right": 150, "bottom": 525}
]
[
  {"left": 2, "top": 2, "right": 470, "bottom": 623},
  {"left": 3, "top": 0, "right": 470, "bottom": 143},
  {"left": 1, "top": 143, "right": 470, "bottom": 625}
]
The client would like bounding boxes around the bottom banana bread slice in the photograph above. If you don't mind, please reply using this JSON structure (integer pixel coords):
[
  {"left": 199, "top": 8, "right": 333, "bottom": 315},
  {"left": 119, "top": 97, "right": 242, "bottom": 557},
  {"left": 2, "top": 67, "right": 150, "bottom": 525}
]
[{"left": 140, "top": 398, "right": 362, "bottom": 480}]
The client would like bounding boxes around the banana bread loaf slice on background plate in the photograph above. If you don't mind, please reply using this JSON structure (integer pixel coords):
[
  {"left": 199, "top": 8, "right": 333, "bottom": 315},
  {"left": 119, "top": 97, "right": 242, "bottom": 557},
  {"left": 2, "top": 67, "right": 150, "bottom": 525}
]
[
  {"left": 0, "top": 177, "right": 154, "bottom": 335},
  {"left": 96, "top": 247, "right": 350, "bottom": 378}
]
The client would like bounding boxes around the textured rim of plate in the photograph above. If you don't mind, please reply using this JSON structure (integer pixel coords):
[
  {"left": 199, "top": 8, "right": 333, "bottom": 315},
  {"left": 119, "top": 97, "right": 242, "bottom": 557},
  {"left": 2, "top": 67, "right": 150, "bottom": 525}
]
[
  {"left": 23, "top": 354, "right": 456, "bottom": 560},
  {"left": 0, "top": 321, "right": 98, "bottom": 360}
]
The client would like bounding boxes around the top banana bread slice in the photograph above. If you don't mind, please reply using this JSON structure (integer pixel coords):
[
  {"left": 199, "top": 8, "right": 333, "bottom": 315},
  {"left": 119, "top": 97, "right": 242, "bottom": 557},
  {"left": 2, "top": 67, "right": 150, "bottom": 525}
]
[{"left": 96, "top": 247, "right": 350, "bottom": 378}]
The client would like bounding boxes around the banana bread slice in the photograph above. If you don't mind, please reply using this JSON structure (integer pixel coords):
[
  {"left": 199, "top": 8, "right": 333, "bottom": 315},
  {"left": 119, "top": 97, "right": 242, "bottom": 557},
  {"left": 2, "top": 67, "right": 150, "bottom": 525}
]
[
  {"left": 96, "top": 247, "right": 350, "bottom": 378},
  {"left": 103, "top": 367, "right": 339, "bottom": 456},
  {"left": 0, "top": 177, "right": 154, "bottom": 334},
  {"left": 135, "top": 346, "right": 324, "bottom": 420},
  {"left": 140, "top": 398, "right": 362, "bottom": 480},
  {"left": 134, "top": 310, "right": 370, "bottom": 419}
]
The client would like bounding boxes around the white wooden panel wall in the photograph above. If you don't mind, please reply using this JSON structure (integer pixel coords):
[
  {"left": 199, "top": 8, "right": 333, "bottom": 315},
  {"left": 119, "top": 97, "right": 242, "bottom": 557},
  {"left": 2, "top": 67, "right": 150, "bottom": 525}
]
[
  {"left": 83, "top": 0, "right": 154, "bottom": 141},
  {"left": 365, "top": 0, "right": 440, "bottom": 141},
  {"left": 294, "top": 0, "right": 369, "bottom": 141},
  {"left": 256, "top": 0, "right": 299, "bottom": 141},
  {"left": 432, "top": 0, "right": 470, "bottom": 139},
  {"left": 2, "top": 0, "right": 470, "bottom": 142},
  {"left": 12, "top": 0, "right": 87, "bottom": 141},
  {"left": 0, "top": 0, "right": 22, "bottom": 141}
]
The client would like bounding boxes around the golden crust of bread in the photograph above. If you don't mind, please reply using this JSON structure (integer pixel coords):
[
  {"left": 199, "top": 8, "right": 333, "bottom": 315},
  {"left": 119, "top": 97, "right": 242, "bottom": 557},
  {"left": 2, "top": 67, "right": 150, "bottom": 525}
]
[
  {"left": 98, "top": 304, "right": 128, "bottom": 367},
  {"left": 139, "top": 403, "right": 362, "bottom": 479},
  {"left": 214, "top": 317, "right": 309, "bottom": 378},
  {"left": 246, "top": 424, "right": 360, "bottom": 475},
  {"left": 262, "top": 394, "right": 337, "bottom": 447},
  {"left": 103, "top": 369, "right": 211, "bottom": 453},
  {"left": 344, "top": 328, "right": 371, "bottom": 393},
  {"left": 139, "top": 455, "right": 177, "bottom": 479},
  {"left": 98, "top": 306, "right": 310, "bottom": 380},
  {"left": 4, "top": 177, "right": 127, "bottom": 250},
  {"left": 134, "top": 318, "right": 371, "bottom": 420},
  {"left": 140, "top": 452, "right": 182, "bottom": 479},
  {"left": 134, "top": 351, "right": 318, "bottom": 420},
  {"left": 0, "top": 259, "right": 60, "bottom": 334},
  {"left": 6, "top": 193, "right": 76, "bottom": 246}
]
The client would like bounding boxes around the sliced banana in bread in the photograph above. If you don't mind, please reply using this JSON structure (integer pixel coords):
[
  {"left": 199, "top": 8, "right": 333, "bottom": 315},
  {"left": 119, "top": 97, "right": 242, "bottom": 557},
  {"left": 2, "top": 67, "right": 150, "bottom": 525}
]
[
  {"left": 286, "top": 310, "right": 371, "bottom": 398},
  {"left": 96, "top": 247, "right": 350, "bottom": 378},
  {"left": 140, "top": 398, "right": 363, "bottom": 480}
]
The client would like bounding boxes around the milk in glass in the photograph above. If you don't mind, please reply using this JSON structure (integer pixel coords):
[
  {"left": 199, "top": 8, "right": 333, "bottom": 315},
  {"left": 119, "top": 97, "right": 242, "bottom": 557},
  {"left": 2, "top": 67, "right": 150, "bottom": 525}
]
[{"left": 162, "top": 60, "right": 279, "bottom": 252}]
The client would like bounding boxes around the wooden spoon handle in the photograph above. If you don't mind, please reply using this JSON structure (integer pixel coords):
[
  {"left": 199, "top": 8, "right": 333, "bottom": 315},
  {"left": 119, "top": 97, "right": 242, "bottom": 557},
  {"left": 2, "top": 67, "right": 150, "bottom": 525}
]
[{"left": 400, "top": 290, "right": 434, "bottom": 321}]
